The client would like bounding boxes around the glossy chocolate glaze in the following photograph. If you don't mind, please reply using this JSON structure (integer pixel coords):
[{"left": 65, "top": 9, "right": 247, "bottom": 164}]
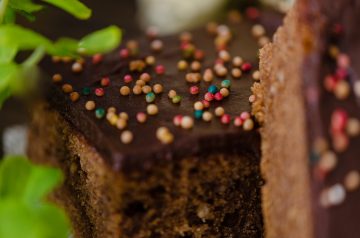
[
  {"left": 39, "top": 8, "right": 282, "bottom": 171},
  {"left": 301, "top": 0, "right": 360, "bottom": 237}
]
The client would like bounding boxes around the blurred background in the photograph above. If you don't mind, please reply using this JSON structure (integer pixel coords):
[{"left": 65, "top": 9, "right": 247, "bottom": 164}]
[{"left": 0, "top": 0, "right": 294, "bottom": 157}]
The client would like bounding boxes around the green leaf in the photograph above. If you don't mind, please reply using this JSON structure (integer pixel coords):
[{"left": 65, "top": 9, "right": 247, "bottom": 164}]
[
  {"left": 41, "top": 0, "right": 91, "bottom": 19},
  {"left": 0, "top": 200, "right": 70, "bottom": 238},
  {"left": 0, "top": 63, "right": 18, "bottom": 92},
  {"left": 0, "top": 157, "right": 70, "bottom": 238},
  {"left": 0, "top": 45, "right": 17, "bottom": 63},
  {"left": 9, "top": 0, "right": 44, "bottom": 14},
  {"left": 78, "top": 25, "right": 122, "bottom": 55},
  {"left": 3, "top": 7, "right": 16, "bottom": 24},
  {"left": 0, "top": 24, "right": 53, "bottom": 52},
  {"left": 23, "top": 165, "right": 63, "bottom": 204},
  {"left": 53, "top": 37, "right": 79, "bottom": 57},
  {"left": 0, "top": 156, "right": 31, "bottom": 200},
  {"left": 0, "top": 156, "right": 62, "bottom": 203}
]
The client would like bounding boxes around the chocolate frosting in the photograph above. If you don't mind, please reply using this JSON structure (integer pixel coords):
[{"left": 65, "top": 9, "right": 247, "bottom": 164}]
[{"left": 36, "top": 2, "right": 282, "bottom": 171}]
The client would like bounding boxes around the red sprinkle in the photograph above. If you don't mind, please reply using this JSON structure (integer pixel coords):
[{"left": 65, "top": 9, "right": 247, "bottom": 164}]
[
  {"left": 173, "top": 115, "right": 183, "bottom": 126},
  {"left": 221, "top": 114, "right": 231, "bottom": 124},
  {"left": 101, "top": 77, "right": 110, "bottom": 87},
  {"left": 214, "top": 92, "right": 223, "bottom": 101},
  {"left": 92, "top": 54, "right": 103, "bottom": 64},
  {"left": 120, "top": 49, "right": 130, "bottom": 59},
  {"left": 241, "top": 62, "right": 252, "bottom": 73},
  {"left": 234, "top": 116, "right": 244, "bottom": 127},
  {"left": 155, "top": 65, "right": 165, "bottom": 75},
  {"left": 95, "top": 88, "right": 105, "bottom": 97},
  {"left": 202, "top": 100, "right": 210, "bottom": 108},
  {"left": 331, "top": 109, "right": 348, "bottom": 133},
  {"left": 324, "top": 75, "right": 337, "bottom": 92},
  {"left": 189, "top": 86, "right": 199, "bottom": 95},
  {"left": 124, "top": 74, "right": 133, "bottom": 83},
  {"left": 240, "top": 112, "right": 250, "bottom": 120},
  {"left": 204, "top": 92, "right": 215, "bottom": 101},
  {"left": 336, "top": 68, "right": 348, "bottom": 79},
  {"left": 194, "top": 50, "right": 205, "bottom": 61},
  {"left": 246, "top": 7, "right": 260, "bottom": 20}
]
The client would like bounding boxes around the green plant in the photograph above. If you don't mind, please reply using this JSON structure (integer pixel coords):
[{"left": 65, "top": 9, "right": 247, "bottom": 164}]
[
  {"left": 0, "top": 156, "right": 70, "bottom": 238},
  {"left": 0, "top": 0, "right": 122, "bottom": 107}
]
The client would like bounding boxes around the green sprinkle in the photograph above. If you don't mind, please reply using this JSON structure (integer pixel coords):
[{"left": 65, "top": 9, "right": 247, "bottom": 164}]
[
  {"left": 221, "top": 79, "right": 231, "bottom": 88},
  {"left": 194, "top": 110, "right": 203, "bottom": 119},
  {"left": 82, "top": 87, "right": 91, "bottom": 95},
  {"left": 145, "top": 92, "right": 156, "bottom": 103},
  {"left": 208, "top": 85, "right": 218, "bottom": 94},
  {"left": 172, "top": 95, "right": 182, "bottom": 104},
  {"left": 95, "top": 108, "right": 105, "bottom": 119}
]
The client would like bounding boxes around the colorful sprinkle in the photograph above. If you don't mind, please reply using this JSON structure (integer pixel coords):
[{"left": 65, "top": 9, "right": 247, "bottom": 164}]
[
  {"left": 221, "top": 114, "right": 231, "bottom": 124},
  {"left": 172, "top": 95, "right": 182, "bottom": 104},
  {"left": 202, "top": 111, "right": 213, "bottom": 122},
  {"left": 70, "top": 92, "right": 80, "bottom": 102},
  {"left": 194, "top": 110, "right": 204, "bottom": 119},
  {"left": 181, "top": 116, "right": 194, "bottom": 129},
  {"left": 136, "top": 112, "right": 147, "bottom": 123},
  {"left": 146, "top": 92, "right": 156, "bottom": 103},
  {"left": 124, "top": 74, "right": 133, "bottom": 83},
  {"left": 81, "top": 87, "right": 91, "bottom": 96},
  {"left": 62, "top": 84, "right": 73, "bottom": 94},
  {"left": 52, "top": 74, "right": 62, "bottom": 83},
  {"left": 221, "top": 79, "right": 231, "bottom": 88},
  {"left": 121, "top": 130, "right": 133, "bottom": 144},
  {"left": 95, "top": 88, "right": 105, "bottom": 97},
  {"left": 120, "top": 86, "right": 131, "bottom": 96},
  {"left": 204, "top": 92, "right": 215, "bottom": 102},
  {"left": 85, "top": 101, "right": 95, "bottom": 111},
  {"left": 95, "top": 108, "right": 105, "bottom": 119},
  {"left": 101, "top": 77, "right": 110, "bottom": 87},
  {"left": 147, "top": 104, "right": 159, "bottom": 115}
]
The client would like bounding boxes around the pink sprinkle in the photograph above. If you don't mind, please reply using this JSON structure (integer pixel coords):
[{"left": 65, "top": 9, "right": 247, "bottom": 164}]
[
  {"left": 119, "top": 49, "right": 129, "bottom": 59},
  {"left": 215, "top": 59, "right": 225, "bottom": 65},
  {"left": 92, "top": 54, "right": 103, "bottom": 64},
  {"left": 241, "top": 62, "right": 252, "bottom": 73},
  {"left": 221, "top": 114, "right": 231, "bottom": 124},
  {"left": 337, "top": 54, "right": 351, "bottom": 69},
  {"left": 336, "top": 68, "right": 348, "bottom": 79},
  {"left": 240, "top": 112, "right": 250, "bottom": 120},
  {"left": 101, "top": 77, "right": 110, "bottom": 87},
  {"left": 202, "top": 100, "right": 210, "bottom": 108},
  {"left": 136, "top": 112, "right": 147, "bottom": 123},
  {"left": 155, "top": 65, "right": 165, "bottom": 75},
  {"left": 95, "top": 88, "right": 105, "bottom": 97},
  {"left": 214, "top": 92, "right": 223, "bottom": 101},
  {"left": 204, "top": 92, "right": 215, "bottom": 101},
  {"left": 124, "top": 74, "right": 133, "bottom": 83},
  {"left": 332, "top": 23, "right": 344, "bottom": 35},
  {"left": 234, "top": 116, "right": 244, "bottom": 127},
  {"left": 173, "top": 115, "right": 183, "bottom": 127},
  {"left": 194, "top": 50, "right": 205, "bottom": 61},
  {"left": 331, "top": 109, "right": 348, "bottom": 133},
  {"left": 324, "top": 75, "right": 337, "bottom": 92},
  {"left": 246, "top": 7, "right": 260, "bottom": 20},
  {"left": 180, "top": 42, "right": 190, "bottom": 50},
  {"left": 190, "top": 86, "right": 199, "bottom": 95},
  {"left": 249, "top": 95, "right": 256, "bottom": 103}
]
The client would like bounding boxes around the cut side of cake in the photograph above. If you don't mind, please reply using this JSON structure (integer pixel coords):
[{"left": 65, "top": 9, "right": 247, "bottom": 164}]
[
  {"left": 28, "top": 9, "right": 283, "bottom": 238},
  {"left": 254, "top": 0, "right": 360, "bottom": 237}
]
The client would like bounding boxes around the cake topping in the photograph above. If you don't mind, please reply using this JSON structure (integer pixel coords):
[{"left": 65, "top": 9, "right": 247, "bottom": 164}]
[{"left": 46, "top": 8, "right": 275, "bottom": 158}]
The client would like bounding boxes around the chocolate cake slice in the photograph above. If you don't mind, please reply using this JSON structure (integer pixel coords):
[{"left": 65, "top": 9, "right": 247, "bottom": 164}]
[
  {"left": 254, "top": 0, "right": 360, "bottom": 237},
  {"left": 28, "top": 8, "right": 283, "bottom": 238}
]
